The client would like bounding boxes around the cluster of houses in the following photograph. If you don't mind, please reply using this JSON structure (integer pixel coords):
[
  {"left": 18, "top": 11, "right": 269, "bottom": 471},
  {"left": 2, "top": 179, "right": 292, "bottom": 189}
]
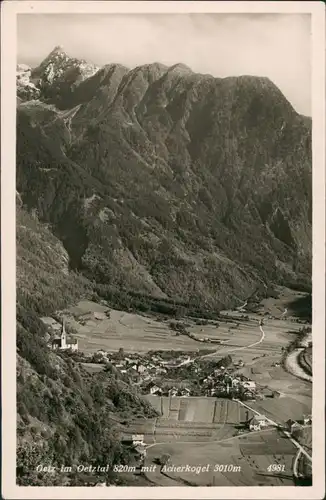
[
  {"left": 143, "top": 368, "right": 261, "bottom": 400},
  {"left": 199, "top": 369, "right": 259, "bottom": 400},
  {"left": 93, "top": 350, "right": 184, "bottom": 383},
  {"left": 94, "top": 349, "right": 268, "bottom": 401},
  {"left": 147, "top": 382, "right": 191, "bottom": 398},
  {"left": 245, "top": 413, "right": 312, "bottom": 433}
]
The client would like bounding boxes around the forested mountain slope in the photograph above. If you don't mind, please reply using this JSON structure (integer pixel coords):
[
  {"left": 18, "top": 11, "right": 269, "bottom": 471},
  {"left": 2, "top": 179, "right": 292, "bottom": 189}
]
[{"left": 16, "top": 200, "right": 156, "bottom": 486}]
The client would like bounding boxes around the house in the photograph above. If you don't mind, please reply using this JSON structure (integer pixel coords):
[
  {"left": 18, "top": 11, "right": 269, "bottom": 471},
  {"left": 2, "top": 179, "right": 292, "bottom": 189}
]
[
  {"left": 231, "top": 378, "right": 241, "bottom": 387},
  {"left": 241, "top": 380, "right": 256, "bottom": 390},
  {"left": 286, "top": 419, "right": 302, "bottom": 433},
  {"left": 157, "top": 367, "right": 167, "bottom": 374},
  {"left": 291, "top": 421, "right": 302, "bottom": 434},
  {"left": 132, "top": 434, "right": 145, "bottom": 446},
  {"left": 97, "top": 349, "right": 108, "bottom": 357},
  {"left": 286, "top": 418, "right": 295, "bottom": 430},
  {"left": 180, "top": 388, "right": 191, "bottom": 397},
  {"left": 149, "top": 384, "right": 162, "bottom": 396},
  {"left": 248, "top": 414, "right": 269, "bottom": 431},
  {"left": 121, "top": 434, "right": 145, "bottom": 447},
  {"left": 168, "top": 387, "right": 178, "bottom": 397},
  {"left": 52, "top": 319, "right": 78, "bottom": 351},
  {"left": 303, "top": 414, "right": 312, "bottom": 425},
  {"left": 124, "top": 357, "right": 136, "bottom": 365},
  {"left": 137, "top": 364, "right": 147, "bottom": 374},
  {"left": 243, "top": 390, "right": 256, "bottom": 400}
]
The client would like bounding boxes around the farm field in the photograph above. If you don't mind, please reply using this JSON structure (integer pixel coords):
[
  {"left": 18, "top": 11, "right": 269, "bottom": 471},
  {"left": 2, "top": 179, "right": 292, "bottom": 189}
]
[
  {"left": 248, "top": 397, "right": 311, "bottom": 424},
  {"left": 144, "top": 396, "right": 254, "bottom": 424},
  {"left": 123, "top": 398, "right": 253, "bottom": 445},
  {"left": 144, "top": 429, "right": 297, "bottom": 486},
  {"left": 237, "top": 355, "right": 312, "bottom": 401},
  {"left": 122, "top": 417, "right": 237, "bottom": 444},
  {"left": 62, "top": 300, "right": 301, "bottom": 356},
  {"left": 64, "top": 300, "right": 201, "bottom": 353}
]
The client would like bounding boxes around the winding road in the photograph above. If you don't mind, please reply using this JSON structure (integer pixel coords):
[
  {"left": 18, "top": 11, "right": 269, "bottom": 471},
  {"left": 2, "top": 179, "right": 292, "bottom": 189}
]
[
  {"left": 234, "top": 399, "right": 312, "bottom": 464},
  {"left": 205, "top": 325, "right": 265, "bottom": 357},
  {"left": 168, "top": 323, "right": 266, "bottom": 369}
]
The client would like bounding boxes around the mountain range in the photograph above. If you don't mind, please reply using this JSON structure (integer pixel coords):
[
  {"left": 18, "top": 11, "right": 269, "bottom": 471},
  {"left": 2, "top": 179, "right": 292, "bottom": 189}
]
[{"left": 17, "top": 46, "right": 312, "bottom": 312}]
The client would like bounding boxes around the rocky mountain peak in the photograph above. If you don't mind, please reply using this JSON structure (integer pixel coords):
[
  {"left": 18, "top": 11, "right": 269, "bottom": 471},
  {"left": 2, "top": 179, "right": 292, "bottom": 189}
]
[
  {"left": 17, "top": 46, "right": 100, "bottom": 107},
  {"left": 50, "top": 44, "right": 65, "bottom": 55},
  {"left": 169, "top": 63, "right": 193, "bottom": 74}
]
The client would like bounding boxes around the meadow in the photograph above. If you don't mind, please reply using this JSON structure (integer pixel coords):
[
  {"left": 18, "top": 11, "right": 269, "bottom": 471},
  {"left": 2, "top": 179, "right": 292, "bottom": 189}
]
[
  {"left": 63, "top": 300, "right": 301, "bottom": 359},
  {"left": 144, "top": 429, "right": 297, "bottom": 486}
]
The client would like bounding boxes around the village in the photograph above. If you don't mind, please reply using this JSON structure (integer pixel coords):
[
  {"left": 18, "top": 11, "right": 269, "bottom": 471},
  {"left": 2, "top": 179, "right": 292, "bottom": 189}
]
[
  {"left": 71, "top": 345, "right": 284, "bottom": 403},
  {"left": 42, "top": 315, "right": 283, "bottom": 402}
]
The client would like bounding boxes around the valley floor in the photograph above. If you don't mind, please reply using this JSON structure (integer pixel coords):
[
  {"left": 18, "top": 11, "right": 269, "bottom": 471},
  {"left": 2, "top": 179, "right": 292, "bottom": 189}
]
[{"left": 55, "top": 290, "right": 312, "bottom": 487}]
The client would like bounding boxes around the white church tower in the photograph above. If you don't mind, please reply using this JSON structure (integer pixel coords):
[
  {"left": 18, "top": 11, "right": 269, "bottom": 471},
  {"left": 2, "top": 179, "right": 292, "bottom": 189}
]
[{"left": 60, "top": 317, "right": 67, "bottom": 349}]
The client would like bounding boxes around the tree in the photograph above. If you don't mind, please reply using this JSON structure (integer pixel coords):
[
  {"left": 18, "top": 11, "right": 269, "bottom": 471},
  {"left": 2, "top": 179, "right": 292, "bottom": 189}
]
[
  {"left": 117, "top": 347, "right": 124, "bottom": 360},
  {"left": 158, "top": 453, "right": 171, "bottom": 466}
]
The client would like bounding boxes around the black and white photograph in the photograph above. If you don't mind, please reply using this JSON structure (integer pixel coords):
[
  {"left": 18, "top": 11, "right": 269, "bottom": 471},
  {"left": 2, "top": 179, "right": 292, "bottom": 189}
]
[{"left": 1, "top": 1, "right": 325, "bottom": 499}]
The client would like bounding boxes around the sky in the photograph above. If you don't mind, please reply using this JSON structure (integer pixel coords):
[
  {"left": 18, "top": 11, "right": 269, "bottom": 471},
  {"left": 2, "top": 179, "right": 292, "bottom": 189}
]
[{"left": 17, "top": 13, "right": 311, "bottom": 115}]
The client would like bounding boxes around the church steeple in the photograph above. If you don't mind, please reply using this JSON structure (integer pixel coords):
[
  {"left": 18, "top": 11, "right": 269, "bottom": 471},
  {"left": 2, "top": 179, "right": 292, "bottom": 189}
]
[{"left": 61, "top": 317, "right": 67, "bottom": 348}]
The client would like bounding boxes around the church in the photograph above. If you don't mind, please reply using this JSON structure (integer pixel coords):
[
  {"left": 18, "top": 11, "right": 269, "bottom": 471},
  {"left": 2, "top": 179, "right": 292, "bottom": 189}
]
[{"left": 52, "top": 318, "right": 78, "bottom": 351}]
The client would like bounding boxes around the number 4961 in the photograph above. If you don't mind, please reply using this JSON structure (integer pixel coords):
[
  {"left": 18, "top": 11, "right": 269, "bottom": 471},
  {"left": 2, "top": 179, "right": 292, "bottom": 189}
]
[{"left": 267, "top": 464, "right": 285, "bottom": 472}]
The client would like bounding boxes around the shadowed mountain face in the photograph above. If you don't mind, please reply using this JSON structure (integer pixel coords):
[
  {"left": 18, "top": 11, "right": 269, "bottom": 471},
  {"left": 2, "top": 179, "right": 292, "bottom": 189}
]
[{"left": 16, "top": 48, "right": 312, "bottom": 309}]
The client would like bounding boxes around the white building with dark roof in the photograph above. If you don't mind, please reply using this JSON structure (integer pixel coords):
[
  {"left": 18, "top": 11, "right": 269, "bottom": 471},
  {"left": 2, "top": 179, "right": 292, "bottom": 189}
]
[
  {"left": 248, "top": 414, "right": 269, "bottom": 431},
  {"left": 52, "top": 318, "right": 78, "bottom": 351}
]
